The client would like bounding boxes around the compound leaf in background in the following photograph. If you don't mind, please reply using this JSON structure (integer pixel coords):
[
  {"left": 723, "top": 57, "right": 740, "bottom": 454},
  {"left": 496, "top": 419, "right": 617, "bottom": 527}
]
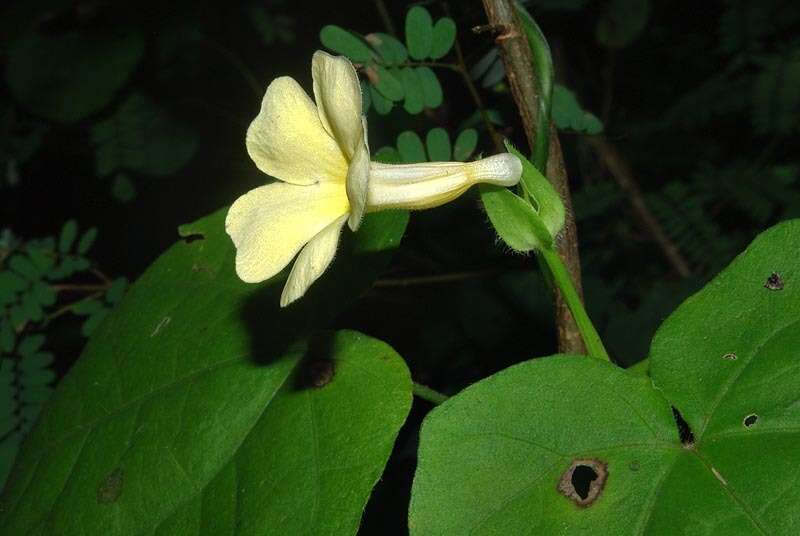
[
  {"left": 244, "top": 3, "right": 295, "bottom": 46},
  {"left": 416, "top": 67, "right": 443, "bottom": 109},
  {"left": 425, "top": 128, "right": 451, "bottom": 162},
  {"left": 453, "top": 129, "right": 478, "bottom": 161},
  {"left": 430, "top": 18, "right": 457, "bottom": 59},
  {"left": 369, "top": 84, "right": 393, "bottom": 115},
  {"left": 595, "top": 0, "right": 651, "bottom": 49},
  {"left": 58, "top": 220, "right": 78, "bottom": 254},
  {"left": 551, "top": 84, "right": 603, "bottom": 134},
  {"left": 6, "top": 27, "right": 144, "bottom": 123},
  {"left": 374, "top": 147, "right": 403, "bottom": 164},
  {"left": 397, "top": 131, "right": 427, "bottom": 164},
  {"left": 370, "top": 65, "right": 405, "bottom": 102},
  {"left": 319, "top": 25, "right": 374, "bottom": 63},
  {"left": 481, "top": 57, "right": 506, "bottom": 88},
  {"left": 366, "top": 32, "right": 408, "bottom": 65},
  {"left": 400, "top": 68, "right": 425, "bottom": 115},
  {"left": 406, "top": 6, "right": 433, "bottom": 60},
  {"left": 77, "top": 228, "right": 98, "bottom": 255},
  {"left": 91, "top": 93, "right": 198, "bottom": 179},
  {"left": 0, "top": 207, "right": 411, "bottom": 535},
  {"left": 410, "top": 220, "right": 800, "bottom": 534}
]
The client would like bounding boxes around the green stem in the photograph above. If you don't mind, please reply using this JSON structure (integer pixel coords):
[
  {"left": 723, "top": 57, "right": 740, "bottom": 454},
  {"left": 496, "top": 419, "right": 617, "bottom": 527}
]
[
  {"left": 412, "top": 382, "right": 448, "bottom": 405},
  {"left": 514, "top": 2, "right": 553, "bottom": 171},
  {"left": 539, "top": 247, "right": 610, "bottom": 361}
]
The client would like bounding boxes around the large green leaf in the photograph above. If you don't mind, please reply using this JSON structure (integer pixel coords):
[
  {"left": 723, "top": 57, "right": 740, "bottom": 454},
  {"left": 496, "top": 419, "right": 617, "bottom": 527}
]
[
  {"left": 0, "top": 208, "right": 411, "bottom": 535},
  {"left": 6, "top": 28, "right": 144, "bottom": 123},
  {"left": 410, "top": 220, "right": 800, "bottom": 534}
]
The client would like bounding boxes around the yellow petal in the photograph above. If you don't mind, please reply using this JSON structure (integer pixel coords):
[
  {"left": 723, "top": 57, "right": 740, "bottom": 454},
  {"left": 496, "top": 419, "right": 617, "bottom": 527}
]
[
  {"left": 225, "top": 181, "right": 349, "bottom": 283},
  {"left": 312, "top": 51, "right": 363, "bottom": 159},
  {"left": 246, "top": 76, "right": 347, "bottom": 185},
  {"left": 280, "top": 215, "right": 348, "bottom": 307},
  {"left": 346, "top": 117, "right": 370, "bottom": 231}
]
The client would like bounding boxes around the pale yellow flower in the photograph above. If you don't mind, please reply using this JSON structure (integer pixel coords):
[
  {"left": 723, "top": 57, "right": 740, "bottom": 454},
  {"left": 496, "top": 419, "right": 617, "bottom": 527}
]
[{"left": 226, "top": 51, "right": 521, "bottom": 306}]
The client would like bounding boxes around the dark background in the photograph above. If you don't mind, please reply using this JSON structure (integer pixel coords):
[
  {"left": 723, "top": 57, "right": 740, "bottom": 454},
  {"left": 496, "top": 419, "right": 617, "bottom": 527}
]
[{"left": 2, "top": 0, "right": 799, "bottom": 531}]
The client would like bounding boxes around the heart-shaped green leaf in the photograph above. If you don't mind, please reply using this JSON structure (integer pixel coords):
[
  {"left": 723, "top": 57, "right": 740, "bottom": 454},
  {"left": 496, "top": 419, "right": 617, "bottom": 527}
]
[
  {"left": 410, "top": 220, "right": 800, "bottom": 534},
  {"left": 0, "top": 208, "right": 411, "bottom": 535}
]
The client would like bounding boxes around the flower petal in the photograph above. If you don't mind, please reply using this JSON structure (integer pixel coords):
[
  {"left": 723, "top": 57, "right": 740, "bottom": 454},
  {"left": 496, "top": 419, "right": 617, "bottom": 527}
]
[
  {"left": 225, "top": 181, "right": 349, "bottom": 283},
  {"left": 346, "top": 117, "right": 370, "bottom": 231},
  {"left": 246, "top": 76, "right": 347, "bottom": 185},
  {"left": 312, "top": 51, "right": 363, "bottom": 160},
  {"left": 366, "top": 153, "right": 522, "bottom": 210},
  {"left": 280, "top": 215, "right": 348, "bottom": 307}
]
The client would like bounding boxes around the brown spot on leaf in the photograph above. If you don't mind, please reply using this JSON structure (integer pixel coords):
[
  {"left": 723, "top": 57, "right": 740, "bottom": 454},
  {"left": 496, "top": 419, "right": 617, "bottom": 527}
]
[
  {"left": 558, "top": 459, "right": 607, "bottom": 507},
  {"left": 97, "top": 467, "right": 124, "bottom": 504},
  {"left": 764, "top": 272, "right": 784, "bottom": 291}
]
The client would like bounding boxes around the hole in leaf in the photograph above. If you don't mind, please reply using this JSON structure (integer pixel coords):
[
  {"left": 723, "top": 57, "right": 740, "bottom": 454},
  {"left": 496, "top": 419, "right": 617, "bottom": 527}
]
[
  {"left": 743, "top": 414, "right": 758, "bottom": 428},
  {"left": 672, "top": 407, "right": 695, "bottom": 446},
  {"left": 764, "top": 272, "right": 784, "bottom": 291},
  {"left": 571, "top": 465, "right": 597, "bottom": 499},
  {"left": 722, "top": 352, "right": 737, "bottom": 361},
  {"left": 557, "top": 459, "right": 607, "bottom": 507}
]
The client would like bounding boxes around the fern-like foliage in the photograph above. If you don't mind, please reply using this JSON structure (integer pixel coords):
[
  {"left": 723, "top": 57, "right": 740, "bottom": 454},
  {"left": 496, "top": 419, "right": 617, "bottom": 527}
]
[{"left": 0, "top": 221, "right": 126, "bottom": 486}]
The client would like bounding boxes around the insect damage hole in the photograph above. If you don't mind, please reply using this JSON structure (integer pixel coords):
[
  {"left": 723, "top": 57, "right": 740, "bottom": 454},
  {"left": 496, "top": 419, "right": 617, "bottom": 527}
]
[
  {"left": 558, "top": 459, "right": 607, "bottom": 507},
  {"left": 672, "top": 407, "right": 695, "bottom": 447},
  {"left": 743, "top": 414, "right": 759, "bottom": 428},
  {"left": 764, "top": 272, "right": 784, "bottom": 291}
]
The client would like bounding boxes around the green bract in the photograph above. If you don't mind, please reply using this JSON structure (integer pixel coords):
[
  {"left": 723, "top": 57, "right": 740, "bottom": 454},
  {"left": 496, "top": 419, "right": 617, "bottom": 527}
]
[
  {"left": 410, "top": 220, "right": 800, "bottom": 534},
  {"left": 480, "top": 143, "right": 565, "bottom": 252}
]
